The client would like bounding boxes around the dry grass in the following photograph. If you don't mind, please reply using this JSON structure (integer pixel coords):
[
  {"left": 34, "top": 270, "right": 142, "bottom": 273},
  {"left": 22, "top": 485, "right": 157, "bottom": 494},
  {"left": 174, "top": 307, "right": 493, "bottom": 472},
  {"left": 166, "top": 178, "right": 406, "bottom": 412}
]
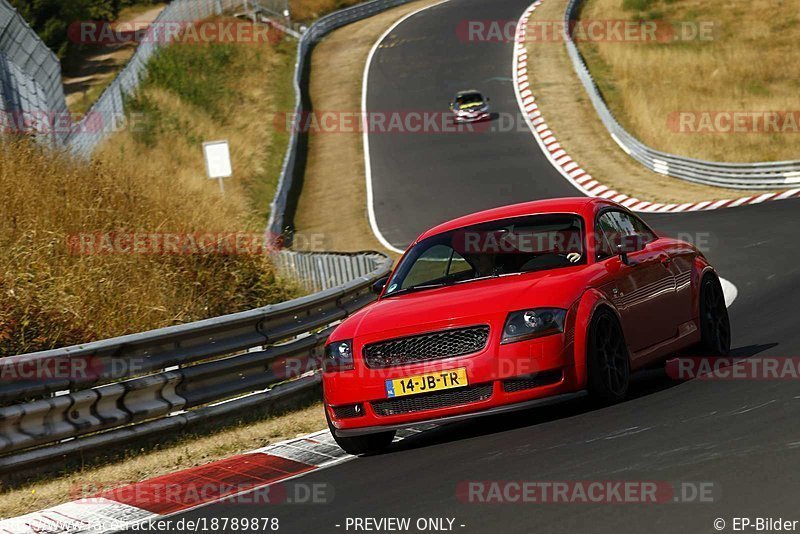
[
  {"left": 0, "top": 402, "right": 327, "bottom": 518},
  {"left": 577, "top": 0, "right": 800, "bottom": 162},
  {"left": 525, "top": 0, "right": 763, "bottom": 203},
  {"left": 0, "top": 23, "right": 298, "bottom": 355},
  {"left": 294, "top": 0, "right": 442, "bottom": 255},
  {"left": 290, "top": 0, "right": 364, "bottom": 22}
]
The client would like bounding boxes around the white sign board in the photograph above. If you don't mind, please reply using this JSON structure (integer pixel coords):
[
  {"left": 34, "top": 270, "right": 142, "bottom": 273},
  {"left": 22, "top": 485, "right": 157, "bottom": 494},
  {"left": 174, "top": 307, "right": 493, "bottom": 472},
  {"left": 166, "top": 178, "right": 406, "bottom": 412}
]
[{"left": 202, "top": 140, "right": 233, "bottom": 179}]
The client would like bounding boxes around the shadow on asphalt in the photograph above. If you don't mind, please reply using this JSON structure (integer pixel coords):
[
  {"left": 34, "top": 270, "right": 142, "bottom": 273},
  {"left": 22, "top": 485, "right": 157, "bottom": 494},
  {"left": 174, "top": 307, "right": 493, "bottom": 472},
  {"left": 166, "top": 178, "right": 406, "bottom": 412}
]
[{"left": 378, "top": 342, "right": 778, "bottom": 455}]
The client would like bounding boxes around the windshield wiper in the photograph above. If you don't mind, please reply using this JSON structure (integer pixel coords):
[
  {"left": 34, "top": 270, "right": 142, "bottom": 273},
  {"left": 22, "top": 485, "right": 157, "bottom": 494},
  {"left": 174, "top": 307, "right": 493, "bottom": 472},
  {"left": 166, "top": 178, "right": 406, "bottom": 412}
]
[
  {"left": 384, "top": 281, "right": 456, "bottom": 298},
  {"left": 384, "top": 272, "right": 504, "bottom": 298}
]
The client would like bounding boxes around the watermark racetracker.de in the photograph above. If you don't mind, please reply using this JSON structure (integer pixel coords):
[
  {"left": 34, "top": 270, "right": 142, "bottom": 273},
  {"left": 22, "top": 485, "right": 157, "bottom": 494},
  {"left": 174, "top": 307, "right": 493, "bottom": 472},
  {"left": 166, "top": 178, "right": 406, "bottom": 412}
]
[
  {"left": 668, "top": 111, "right": 800, "bottom": 134},
  {"left": 457, "top": 19, "right": 716, "bottom": 43},
  {"left": 457, "top": 480, "right": 718, "bottom": 504}
]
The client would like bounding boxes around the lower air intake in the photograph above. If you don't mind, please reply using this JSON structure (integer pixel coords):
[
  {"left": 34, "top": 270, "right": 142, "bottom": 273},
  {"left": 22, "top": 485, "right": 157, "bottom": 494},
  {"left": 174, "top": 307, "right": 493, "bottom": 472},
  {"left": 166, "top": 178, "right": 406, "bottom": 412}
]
[{"left": 371, "top": 384, "right": 493, "bottom": 416}]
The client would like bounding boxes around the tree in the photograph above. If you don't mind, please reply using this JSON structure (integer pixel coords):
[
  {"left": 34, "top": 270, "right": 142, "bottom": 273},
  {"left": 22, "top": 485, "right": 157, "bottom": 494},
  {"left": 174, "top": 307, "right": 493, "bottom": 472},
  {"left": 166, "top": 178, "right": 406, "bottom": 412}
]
[{"left": 8, "top": 0, "right": 144, "bottom": 56}]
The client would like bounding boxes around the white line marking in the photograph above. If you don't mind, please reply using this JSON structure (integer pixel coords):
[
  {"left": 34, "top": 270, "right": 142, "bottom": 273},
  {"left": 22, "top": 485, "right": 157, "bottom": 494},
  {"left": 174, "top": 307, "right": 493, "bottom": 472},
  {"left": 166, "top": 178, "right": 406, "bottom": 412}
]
[
  {"left": 720, "top": 277, "right": 738, "bottom": 308},
  {"left": 363, "top": 0, "right": 453, "bottom": 254}
]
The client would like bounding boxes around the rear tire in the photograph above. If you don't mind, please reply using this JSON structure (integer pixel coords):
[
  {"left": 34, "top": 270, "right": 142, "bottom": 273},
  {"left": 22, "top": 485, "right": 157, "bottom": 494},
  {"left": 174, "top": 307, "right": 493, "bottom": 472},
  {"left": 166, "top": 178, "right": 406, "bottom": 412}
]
[
  {"left": 587, "top": 309, "right": 630, "bottom": 404},
  {"left": 698, "top": 274, "right": 731, "bottom": 356},
  {"left": 326, "top": 410, "right": 395, "bottom": 456}
]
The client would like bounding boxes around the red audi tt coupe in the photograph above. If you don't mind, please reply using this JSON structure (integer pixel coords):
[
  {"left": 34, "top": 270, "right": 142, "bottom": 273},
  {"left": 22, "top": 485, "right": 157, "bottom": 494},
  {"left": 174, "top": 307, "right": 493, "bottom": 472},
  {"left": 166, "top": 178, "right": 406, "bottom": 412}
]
[{"left": 323, "top": 198, "right": 730, "bottom": 454}]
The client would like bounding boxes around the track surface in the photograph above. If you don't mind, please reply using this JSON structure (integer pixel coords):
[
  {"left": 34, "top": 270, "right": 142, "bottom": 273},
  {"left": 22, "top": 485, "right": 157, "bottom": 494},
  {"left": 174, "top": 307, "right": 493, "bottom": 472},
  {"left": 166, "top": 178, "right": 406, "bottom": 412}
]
[{"left": 171, "top": 0, "right": 800, "bottom": 532}]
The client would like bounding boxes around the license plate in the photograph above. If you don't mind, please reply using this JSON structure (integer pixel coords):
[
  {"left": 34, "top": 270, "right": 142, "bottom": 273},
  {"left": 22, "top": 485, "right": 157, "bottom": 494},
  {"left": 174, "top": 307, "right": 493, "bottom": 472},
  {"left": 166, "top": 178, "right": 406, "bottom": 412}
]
[{"left": 385, "top": 368, "right": 469, "bottom": 398}]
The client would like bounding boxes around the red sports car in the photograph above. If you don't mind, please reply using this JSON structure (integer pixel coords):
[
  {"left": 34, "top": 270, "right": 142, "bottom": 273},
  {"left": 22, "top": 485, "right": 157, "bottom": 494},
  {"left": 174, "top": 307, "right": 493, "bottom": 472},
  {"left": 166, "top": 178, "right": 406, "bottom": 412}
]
[{"left": 323, "top": 198, "right": 731, "bottom": 455}]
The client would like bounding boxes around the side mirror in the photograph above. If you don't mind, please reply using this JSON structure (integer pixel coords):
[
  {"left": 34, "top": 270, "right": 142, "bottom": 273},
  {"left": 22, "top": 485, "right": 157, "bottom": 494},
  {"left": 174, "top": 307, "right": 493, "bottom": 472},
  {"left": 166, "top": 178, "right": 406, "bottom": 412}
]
[
  {"left": 615, "top": 234, "right": 647, "bottom": 265},
  {"left": 372, "top": 276, "right": 389, "bottom": 295},
  {"left": 449, "top": 101, "right": 455, "bottom": 110}
]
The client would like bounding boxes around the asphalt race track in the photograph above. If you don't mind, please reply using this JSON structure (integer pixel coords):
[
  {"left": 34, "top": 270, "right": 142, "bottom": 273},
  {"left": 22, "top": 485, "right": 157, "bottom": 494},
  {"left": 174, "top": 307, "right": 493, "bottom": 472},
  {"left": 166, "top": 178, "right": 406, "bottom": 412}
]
[{"left": 169, "top": 0, "right": 800, "bottom": 532}]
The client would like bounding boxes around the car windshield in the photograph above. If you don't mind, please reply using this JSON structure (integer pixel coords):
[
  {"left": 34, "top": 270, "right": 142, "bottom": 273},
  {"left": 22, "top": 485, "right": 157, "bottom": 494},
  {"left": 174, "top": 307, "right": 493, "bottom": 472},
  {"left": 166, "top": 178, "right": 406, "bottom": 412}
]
[
  {"left": 384, "top": 214, "right": 586, "bottom": 297},
  {"left": 455, "top": 93, "right": 483, "bottom": 108}
]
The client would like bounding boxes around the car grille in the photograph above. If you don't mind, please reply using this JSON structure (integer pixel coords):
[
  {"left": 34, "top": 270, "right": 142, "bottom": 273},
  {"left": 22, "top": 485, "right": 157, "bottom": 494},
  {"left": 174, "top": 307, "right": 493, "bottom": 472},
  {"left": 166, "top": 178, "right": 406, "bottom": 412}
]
[
  {"left": 363, "top": 326, "right": 490, "bottom": 369},
  {"left": 371, "top": 384, "right": 493, "bottom": 416},
  {"left": 503, "top": 370, "right": 563, "bottom": 393}
]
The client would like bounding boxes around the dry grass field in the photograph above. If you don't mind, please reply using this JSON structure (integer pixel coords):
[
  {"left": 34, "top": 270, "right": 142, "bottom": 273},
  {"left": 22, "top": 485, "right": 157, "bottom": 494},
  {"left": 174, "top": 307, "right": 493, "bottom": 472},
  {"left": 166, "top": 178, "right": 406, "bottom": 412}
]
[
  {"left": 0, "top": 22, "right": 298, "bottom": 356},
  {"left": 577, "top": 0, "right": 800, "bottom": 162},
  {"left": 290, "top": 0, "right": 364, "bottom": 22},
  {"left": 525, "top": 0, "right": 761, "bottom": 202}
]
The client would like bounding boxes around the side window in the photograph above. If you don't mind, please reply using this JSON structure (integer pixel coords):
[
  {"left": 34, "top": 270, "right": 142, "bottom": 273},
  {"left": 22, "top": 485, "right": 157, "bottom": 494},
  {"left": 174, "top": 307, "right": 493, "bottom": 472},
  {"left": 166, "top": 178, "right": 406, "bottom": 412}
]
[
  {"left": 596, "top": 212, "right": 621, "bottom": 260},
  {"left": 402, "top": 245, "right": 471, "bottom": 289},
  {"left": 596, "top": 210, "right": 657, "bottom": 260},
  {"left": 627, "top": 214, "right": 657, "bottom": 243}
]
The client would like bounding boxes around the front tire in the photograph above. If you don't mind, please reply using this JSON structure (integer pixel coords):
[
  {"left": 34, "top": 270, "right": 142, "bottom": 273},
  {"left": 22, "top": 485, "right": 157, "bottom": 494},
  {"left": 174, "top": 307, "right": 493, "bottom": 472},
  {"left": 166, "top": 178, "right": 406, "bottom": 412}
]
[
  {"left": 326, "top": 411, "right": 395, "bottom": 456},
  {"left": 587, "top": 308, "right": 630, "bottom": 404},
  {"left": 698, "top": 274, "right": 731, "bottom": 356}
]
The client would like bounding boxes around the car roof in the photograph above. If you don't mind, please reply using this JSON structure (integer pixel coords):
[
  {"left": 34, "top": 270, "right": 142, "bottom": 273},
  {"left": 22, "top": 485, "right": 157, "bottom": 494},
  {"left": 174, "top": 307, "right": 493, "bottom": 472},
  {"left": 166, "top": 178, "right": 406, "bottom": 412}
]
[
  {"left": 455, "top": 90, "right": 482, "bottom": 97},
  {"left": 414, "top": 197, "right": 613, "bottom": 243}
]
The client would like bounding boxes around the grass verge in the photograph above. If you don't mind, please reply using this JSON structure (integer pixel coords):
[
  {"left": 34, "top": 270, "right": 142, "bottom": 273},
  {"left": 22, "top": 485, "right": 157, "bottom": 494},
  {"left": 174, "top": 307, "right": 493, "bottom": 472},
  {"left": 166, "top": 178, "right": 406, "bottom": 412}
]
[
  {"left": 525, "top": 0, "right": 764, "bottom": 203},
  {"left": 1, "top": 17, "right": 299, "bottom": 356},
  {"left": 576, "top": 0, "right": 800, "bottom": 163}
]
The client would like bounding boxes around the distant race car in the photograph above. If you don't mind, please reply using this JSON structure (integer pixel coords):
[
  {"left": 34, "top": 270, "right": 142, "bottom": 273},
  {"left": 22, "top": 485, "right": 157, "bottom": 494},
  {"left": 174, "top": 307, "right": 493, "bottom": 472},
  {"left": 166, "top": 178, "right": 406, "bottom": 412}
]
[
  {"left": 449, "top": 89, "right": 490, "bottom": 123},
  {"left": 323, "top": 198, "right": 731, "bottom": 455}
]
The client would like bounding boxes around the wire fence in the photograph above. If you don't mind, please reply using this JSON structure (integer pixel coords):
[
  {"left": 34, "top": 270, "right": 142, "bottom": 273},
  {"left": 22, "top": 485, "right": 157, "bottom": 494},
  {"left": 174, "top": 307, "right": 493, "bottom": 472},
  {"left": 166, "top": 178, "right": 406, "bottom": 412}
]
[
  {"left": 0, "top": 0, "right": 68, "bottom": 146},
  {"left": 65, "top": 0, "right": 252, "bottom": 158}
]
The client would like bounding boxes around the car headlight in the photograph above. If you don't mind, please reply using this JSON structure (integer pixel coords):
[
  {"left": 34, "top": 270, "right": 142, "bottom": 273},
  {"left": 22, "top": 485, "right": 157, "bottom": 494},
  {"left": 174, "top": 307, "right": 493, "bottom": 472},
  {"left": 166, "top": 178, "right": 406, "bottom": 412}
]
[
  {"left": 502, "top": 308, "right": 567, "bottom": 344},
  {"left": 324, "top": 340, "right": 355, "bottom": 372}
]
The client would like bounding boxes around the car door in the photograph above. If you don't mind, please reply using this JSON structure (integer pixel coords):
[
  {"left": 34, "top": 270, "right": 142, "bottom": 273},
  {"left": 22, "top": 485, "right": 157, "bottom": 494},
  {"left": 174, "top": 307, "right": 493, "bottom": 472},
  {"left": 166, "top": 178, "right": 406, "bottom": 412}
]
[
  {"left": 595, "top": 210, "right": 679, "bottom": 355},
  {"left": 656, "top": 238, "right": 698, "bottom": 326}
]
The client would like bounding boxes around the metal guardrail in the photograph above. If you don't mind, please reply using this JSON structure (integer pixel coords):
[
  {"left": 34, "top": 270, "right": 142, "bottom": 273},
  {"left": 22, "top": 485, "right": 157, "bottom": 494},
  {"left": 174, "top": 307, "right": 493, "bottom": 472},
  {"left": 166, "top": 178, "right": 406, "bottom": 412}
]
[
  {"left": 0, "top": 251, "right": 392, "bottom": 474},
  {"left": 562, "top": 0, "right": 800, "bottom": 190},
  {"left": 264, "top": 0, "right": 418, "bottom": 239}
]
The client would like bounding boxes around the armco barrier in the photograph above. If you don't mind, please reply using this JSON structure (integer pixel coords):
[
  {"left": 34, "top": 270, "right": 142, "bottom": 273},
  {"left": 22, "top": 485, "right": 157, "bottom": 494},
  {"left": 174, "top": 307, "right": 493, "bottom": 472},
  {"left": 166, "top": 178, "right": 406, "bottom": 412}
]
[
  {"left": 563, "top": 0, "right": 800, "bottom": 190},
  {"left": 0, "top": 250, "right": 392, "bottom": 474}
]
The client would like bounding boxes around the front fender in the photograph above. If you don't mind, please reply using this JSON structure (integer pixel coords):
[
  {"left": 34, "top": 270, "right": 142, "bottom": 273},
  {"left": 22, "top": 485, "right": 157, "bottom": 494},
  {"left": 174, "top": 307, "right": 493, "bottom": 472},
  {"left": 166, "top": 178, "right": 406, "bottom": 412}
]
[{"left": 573, "top": 288, "right": 623, "bottom": 388}]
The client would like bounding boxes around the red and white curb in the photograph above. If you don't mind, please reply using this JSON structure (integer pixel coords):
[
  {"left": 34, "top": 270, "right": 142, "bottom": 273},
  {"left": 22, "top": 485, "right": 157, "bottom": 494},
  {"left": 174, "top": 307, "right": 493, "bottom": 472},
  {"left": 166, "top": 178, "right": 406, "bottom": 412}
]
[
  {"left": 513, "top": 1, "right": 800, "bottom": 213},
  {"left": 0, "top": 426, "right": 431, "bottom": 534}
]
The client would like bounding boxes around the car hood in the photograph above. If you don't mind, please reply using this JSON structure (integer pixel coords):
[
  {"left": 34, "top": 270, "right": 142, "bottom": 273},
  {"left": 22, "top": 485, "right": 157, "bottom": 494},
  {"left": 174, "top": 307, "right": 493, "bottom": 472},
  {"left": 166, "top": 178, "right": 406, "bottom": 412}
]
[{"left": 338, "top": 267, "right": 586, "bottom": 342}]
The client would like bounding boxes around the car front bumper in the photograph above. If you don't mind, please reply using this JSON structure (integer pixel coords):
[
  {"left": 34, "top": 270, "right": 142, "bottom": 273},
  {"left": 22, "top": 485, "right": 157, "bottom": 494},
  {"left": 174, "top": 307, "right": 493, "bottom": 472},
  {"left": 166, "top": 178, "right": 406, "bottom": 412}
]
[
  {"left": 453, "top": 111, "right": 490, "bottom": 123},
  {"left": 324, "top": 333, "right": 581, "bottom": 435}
]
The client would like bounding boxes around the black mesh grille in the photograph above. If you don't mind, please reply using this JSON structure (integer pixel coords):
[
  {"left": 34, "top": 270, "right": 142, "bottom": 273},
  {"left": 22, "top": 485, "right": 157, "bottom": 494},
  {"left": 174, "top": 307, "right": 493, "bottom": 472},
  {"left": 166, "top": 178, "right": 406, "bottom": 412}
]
[
  {"left": 363, "top": 326, "right": 490, "bottom": 369},
  {"left": 371, "top": 384, "right": 493, "bottom": 416},
  {"left": 503, "top": 370, "right": 563, "bottom": 393},
  {"left": 332, "top": 404, "right": 364, "bottom": 419}
]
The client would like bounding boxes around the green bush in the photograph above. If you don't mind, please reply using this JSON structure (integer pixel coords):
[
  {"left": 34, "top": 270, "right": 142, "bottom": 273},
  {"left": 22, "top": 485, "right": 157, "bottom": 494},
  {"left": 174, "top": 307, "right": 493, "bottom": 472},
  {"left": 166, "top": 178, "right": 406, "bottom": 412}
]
[{"left": 145, "top": 43, "right": 238, "bottom": 121}]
